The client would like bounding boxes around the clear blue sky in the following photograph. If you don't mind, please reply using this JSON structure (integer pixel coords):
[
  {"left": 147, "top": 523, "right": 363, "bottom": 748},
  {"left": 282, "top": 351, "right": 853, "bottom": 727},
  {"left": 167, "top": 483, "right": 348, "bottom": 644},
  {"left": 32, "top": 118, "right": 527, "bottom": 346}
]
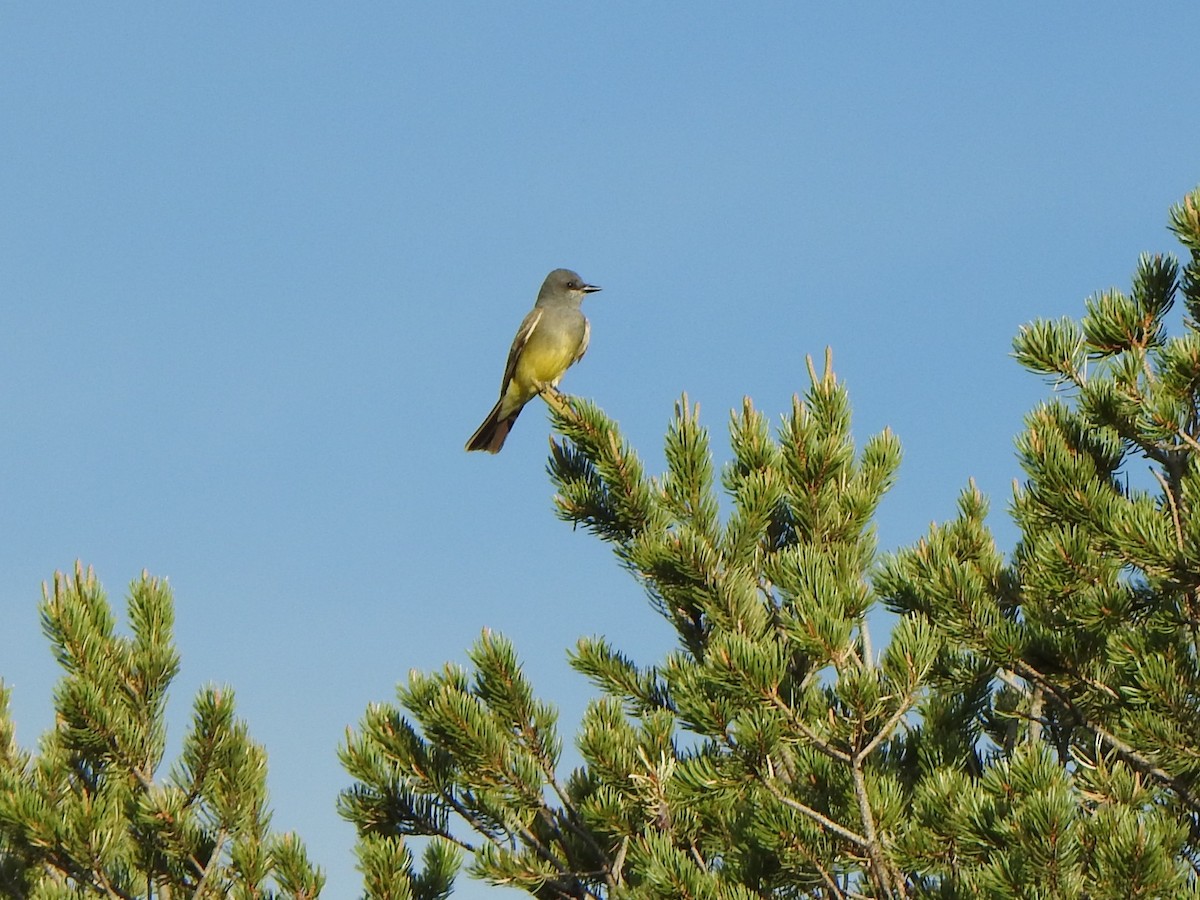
[{"left": 2, "top": 5, "right": 1197, "bottom": 897}]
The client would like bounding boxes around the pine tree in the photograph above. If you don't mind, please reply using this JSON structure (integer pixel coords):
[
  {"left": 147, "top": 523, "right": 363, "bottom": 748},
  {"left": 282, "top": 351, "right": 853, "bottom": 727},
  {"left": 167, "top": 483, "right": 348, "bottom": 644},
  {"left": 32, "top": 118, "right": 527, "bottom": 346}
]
[
  {"left": 340, "top": 187, "right": 1200, "bottom": 898},
  {"left": 0, "top": 563, "right": 324, "bottom": 899},
  {"left": 879, "top": 187, "right": 1200, "bottom": 897},
  {"left": 340, "top": 356, "right": 938, "bottom": 899}
]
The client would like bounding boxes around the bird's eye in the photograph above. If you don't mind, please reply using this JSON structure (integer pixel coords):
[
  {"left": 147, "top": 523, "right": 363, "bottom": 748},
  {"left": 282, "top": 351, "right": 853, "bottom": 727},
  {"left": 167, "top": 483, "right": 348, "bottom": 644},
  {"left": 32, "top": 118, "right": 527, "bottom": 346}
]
[{"left": 567, "top": 280, "right": 579, "bottom": 289}]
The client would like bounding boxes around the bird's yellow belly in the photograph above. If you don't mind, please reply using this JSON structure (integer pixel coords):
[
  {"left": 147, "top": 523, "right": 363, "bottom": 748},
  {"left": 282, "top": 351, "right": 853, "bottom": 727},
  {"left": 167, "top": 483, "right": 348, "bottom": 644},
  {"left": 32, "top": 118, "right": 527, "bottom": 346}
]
[{"left": 514, "top": 338, "right": 575, "bottom": 389}]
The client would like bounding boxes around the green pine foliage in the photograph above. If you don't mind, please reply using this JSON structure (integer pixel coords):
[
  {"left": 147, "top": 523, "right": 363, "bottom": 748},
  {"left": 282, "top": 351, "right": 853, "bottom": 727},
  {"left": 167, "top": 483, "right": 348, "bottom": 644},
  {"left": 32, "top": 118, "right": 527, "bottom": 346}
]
[
  {"left": 341, "top": 188, "right": 1200, "bottom": 898},
  {"left": 882, "top": 187, "right": 1200, "bottom": 897},
  {"left": 7, "top": 191, "right": 1200, "bottom": 898},
  {"left": 342, "top": 354, "right": 928, "bottom": 898},
  {"left": 0, "top": 563, "right": 324, "bottom": 899}
]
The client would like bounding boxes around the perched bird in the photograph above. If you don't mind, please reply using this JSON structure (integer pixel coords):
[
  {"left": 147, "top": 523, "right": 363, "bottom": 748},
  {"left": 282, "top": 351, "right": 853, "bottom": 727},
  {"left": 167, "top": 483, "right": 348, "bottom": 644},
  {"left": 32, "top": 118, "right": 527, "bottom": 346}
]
[{"left": 466, "top": 268, "right": 601, "bottom": 453}]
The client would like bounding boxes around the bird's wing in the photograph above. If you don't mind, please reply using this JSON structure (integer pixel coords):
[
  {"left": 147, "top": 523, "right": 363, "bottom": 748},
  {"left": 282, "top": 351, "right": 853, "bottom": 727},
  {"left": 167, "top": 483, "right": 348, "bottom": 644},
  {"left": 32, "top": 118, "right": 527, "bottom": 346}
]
[
  {"left": 572, "top": 317, "right": 591, "bottom": 366},
  {"left": 499, "top": 307, "right": 543, "bottom": 394}
]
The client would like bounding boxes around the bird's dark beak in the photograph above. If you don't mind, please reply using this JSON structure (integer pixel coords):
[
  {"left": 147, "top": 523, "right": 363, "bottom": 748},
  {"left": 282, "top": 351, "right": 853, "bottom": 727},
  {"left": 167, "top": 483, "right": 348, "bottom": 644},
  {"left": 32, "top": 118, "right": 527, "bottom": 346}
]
[{"left": 583, "top": 283, "right": 602, "bottom": 293}]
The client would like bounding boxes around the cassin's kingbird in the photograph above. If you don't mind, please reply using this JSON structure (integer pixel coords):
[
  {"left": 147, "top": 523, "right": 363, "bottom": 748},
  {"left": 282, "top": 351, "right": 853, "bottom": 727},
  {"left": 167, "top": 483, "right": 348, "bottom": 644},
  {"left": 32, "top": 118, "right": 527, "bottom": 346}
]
[{"left": 465, "top": 268, "right": 601, "bottom": 453}]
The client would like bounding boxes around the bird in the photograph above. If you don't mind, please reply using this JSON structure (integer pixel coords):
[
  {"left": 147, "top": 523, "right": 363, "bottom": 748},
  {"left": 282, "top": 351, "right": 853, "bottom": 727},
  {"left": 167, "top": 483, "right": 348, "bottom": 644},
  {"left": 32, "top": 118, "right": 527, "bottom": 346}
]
[{"left": 466, "top": 268, "right": 601, "bottom": 453}]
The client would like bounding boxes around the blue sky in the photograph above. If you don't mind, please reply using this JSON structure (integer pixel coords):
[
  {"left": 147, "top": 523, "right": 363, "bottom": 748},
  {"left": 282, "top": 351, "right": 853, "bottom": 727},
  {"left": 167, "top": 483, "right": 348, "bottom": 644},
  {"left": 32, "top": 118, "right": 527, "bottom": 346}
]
[{"left": 2, "top": 5, "right": 1197, "bottom": 897}]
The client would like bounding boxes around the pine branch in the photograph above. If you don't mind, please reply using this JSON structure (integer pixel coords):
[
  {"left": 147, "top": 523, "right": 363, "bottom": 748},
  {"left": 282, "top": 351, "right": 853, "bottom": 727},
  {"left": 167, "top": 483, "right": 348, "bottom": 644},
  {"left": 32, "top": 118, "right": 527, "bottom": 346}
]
[
  {"left": 1014, "top": 658, "right": 1200, "bottom": 813},
  {"left": 757, "top": 768, "right": 868, "bottom": 848},
  {"left": 856, "top": 690, "right": 919, "bottom": 762},
  {"left": 850, "top": 755, "right": 906, "bottom": 898}
]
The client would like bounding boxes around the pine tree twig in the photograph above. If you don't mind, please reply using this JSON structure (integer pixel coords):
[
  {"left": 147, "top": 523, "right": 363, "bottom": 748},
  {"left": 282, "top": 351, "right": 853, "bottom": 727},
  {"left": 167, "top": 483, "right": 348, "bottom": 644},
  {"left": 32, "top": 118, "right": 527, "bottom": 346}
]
[
  {"left": 1078, "top": 674, "right": 1120, "bottom": 702},
  {"left": 1029, "top": 686, "right": 1044, "bottom": 746},
  {"left": 534, "top": 754, "right": 614, "bottom": 890},
  {"left": 438, "top": 830, "right": 479, "bottom": 855},
  {"left": 851, "top": 757, "right": 902, "bottom": 897},
  {"left": 1151, "top": 467, "right": 1185, "bottom": 552},
  {"left": 1167, "top": 423, "right": 1200, "bottom": 455},
  {"left": 1015, "top": 660, "right": 1200, "bottom": 812},
  {"left": 51, "top": 851, "right": 100, "bottom": 897},
  {"left": 93, "top": 863, "right": 136, "bottom": 900},
  {"left": 1138, "top": 346, "right": 1156, "bottom": 383},
  {"left": 550, "top": 803, "right": 614, "bottom": 890},
  {"left": 856, "top": 692, "right": 919, "bottom": 762},
  {"left": 784, "top": 824, "right": 853, "bottom": 899},
  {"left": 795, "top": 841, "right": 848, "bottom": 900},
  {"left": 130, "top": 763, "right": 155, "bottom": 793},
  {"left": 408, "top": 765, "right": 489, "bottom": 854},
  {"left": 539, "top": 386, "right": 571, "bottom": 417},
  {"left": 766, "top": 688, "right": 851, "bottom": 764},
  {"left": 413, "top": 790, "right": 477, "bottom": 851},
  {"left": 844, "top": 642, "right": 864, "bottom": 669},
  {"left": 511, "top": 815, "right": 581, "bottom": 890},
  {"left": 757, "top": 770, "right": 869, "bottom": 849},
  {"left": 611, "top": 836, "right": 629, "bottom": 886},
  {"left": 190, "top": 827, "right": 226, "bottom": 898},
  {"left": 997, "top": 668, "right": 1031, "bottom": 698}
]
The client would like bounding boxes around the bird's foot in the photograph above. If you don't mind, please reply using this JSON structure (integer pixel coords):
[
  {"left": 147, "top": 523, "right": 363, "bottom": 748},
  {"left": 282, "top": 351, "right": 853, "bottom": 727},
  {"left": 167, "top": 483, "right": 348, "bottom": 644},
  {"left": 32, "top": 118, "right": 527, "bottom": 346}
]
[{"left": 537, "top": 384, "right": 571, "bottom": 414}]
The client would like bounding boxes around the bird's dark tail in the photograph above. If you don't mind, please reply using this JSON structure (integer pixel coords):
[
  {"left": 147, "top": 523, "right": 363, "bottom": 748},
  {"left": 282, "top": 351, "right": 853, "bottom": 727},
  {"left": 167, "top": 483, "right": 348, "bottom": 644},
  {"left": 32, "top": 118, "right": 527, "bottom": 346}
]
[{"left": 465, "top": 400, "right": 522, "bottom": 453}]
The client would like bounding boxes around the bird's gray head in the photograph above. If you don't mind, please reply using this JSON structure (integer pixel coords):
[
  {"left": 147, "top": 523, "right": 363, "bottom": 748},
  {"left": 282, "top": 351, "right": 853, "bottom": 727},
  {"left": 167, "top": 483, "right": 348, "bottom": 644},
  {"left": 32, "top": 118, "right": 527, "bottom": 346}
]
[{"left": 537, "top": 268, "right": 601, "bottom": 306}]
